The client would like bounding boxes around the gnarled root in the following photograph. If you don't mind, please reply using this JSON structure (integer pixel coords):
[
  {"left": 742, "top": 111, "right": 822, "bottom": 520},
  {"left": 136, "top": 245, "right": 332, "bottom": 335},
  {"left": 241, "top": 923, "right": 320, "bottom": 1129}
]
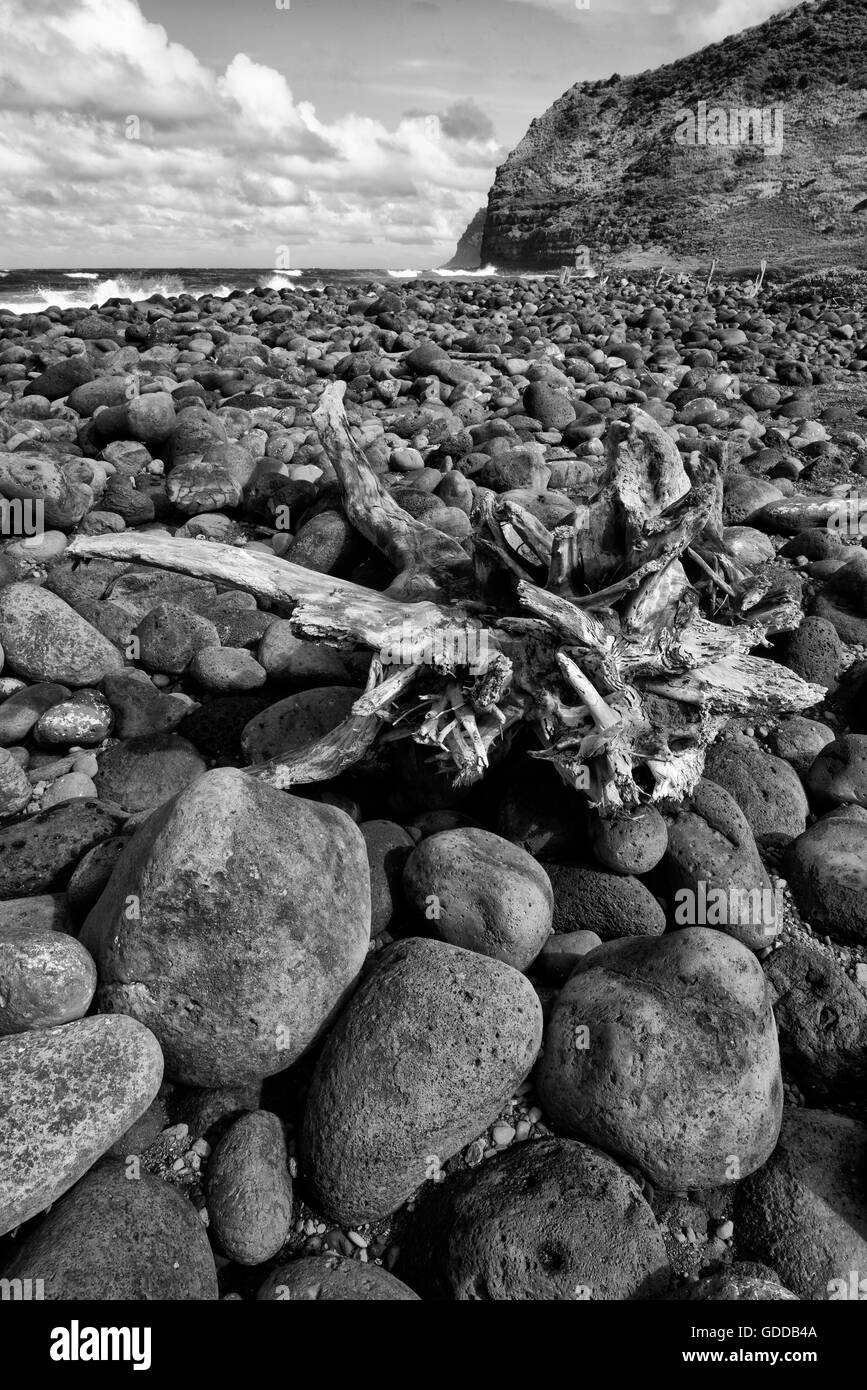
[{"left": 68, "top": 402, "right": 827, "bottom": 816}]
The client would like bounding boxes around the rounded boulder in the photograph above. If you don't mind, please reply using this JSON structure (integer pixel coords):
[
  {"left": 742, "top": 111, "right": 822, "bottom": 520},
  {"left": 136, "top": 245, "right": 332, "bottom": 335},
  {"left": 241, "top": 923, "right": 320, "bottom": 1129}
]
[
  {"left": 299, "top": 937, "right": 543, "bottom": 1226},
  {"left": 0, "top": 1159, "right": 217, "bottom": 1299},
  {"left": 536, "top": 928, "right": 783, "bottom": 1190},
  {"left": 206, "top": 1110, "right": 293, "bottom": 1266},
  {"left": 81, "top": 767, "right": 370, "bottom": 1086},
  {"left": 403, "top": 828, "right": 553, "bottom": 971},
  {"left": 397, "top": 1137, "right": 669, "bottom": 1300}
]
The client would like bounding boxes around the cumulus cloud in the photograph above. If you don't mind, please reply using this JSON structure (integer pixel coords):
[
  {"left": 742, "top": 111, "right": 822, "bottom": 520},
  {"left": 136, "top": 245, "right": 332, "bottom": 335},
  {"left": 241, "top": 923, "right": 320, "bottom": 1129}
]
[{"left": 0, "top": 0, "right": 501, "bottom": 264}]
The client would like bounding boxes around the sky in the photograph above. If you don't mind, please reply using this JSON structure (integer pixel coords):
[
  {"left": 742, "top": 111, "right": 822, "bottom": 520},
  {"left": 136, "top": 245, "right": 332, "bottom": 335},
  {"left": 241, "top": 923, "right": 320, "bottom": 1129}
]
[{"left": 0, "top": 0, "right": 800, "bottom": 269}]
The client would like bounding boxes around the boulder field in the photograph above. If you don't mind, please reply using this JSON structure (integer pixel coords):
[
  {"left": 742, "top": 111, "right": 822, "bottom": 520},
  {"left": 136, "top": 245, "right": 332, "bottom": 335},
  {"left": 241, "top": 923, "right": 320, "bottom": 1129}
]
[{"left": 0, "top": 267, "right": 865, "bottom": 1300}]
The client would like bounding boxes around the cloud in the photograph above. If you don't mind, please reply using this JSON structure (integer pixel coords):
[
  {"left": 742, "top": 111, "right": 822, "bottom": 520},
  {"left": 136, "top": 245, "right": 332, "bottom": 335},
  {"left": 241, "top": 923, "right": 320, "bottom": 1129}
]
[
  {"left": 502, "top": 0, "right": 799, "bottom": 44},
  {"left": 681, "top": 0, "right": 798, "bottom": 45},
  {"left": 0, "top": 0, "right": 501, "bottom": 264},
  {"left": 440, "top": 99, "right": 497, "bottom": 142}
]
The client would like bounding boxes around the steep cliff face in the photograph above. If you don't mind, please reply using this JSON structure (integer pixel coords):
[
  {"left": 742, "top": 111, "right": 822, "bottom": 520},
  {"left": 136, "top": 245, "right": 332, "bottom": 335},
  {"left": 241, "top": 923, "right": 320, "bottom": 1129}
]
[
  {"left": 443, "top": 206, "right": 486, "bottom": 270},
  {"left": 471, "top": 0, "right": 867, "bottom": 273}
]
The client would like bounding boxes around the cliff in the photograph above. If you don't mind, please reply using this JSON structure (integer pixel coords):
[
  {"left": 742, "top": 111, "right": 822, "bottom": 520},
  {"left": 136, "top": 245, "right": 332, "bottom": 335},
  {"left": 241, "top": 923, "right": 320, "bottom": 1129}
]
[
  {"left": 456, "top": 0, "right": 867, "bottom": 274},
  {"left": 443, "top": 207, "right": 486, "bottom": 270}
]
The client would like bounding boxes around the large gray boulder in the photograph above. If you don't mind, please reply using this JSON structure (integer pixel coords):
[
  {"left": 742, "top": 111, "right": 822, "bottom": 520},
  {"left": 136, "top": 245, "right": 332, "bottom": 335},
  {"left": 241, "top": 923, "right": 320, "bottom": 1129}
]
[
  {"left": 784, "top": 805, "right": 867, "bottom": 945},
  {"left": 300, "top": 938, "right": 543, "bottom": 1226},
  {"left": 735, "top": 1109, "right": 867, "bottom": 1300},
  {"left": 403, "top": 828, "right": 553, "bottom": 971},
  {"left": 0, "top": 1015, "right": 163, "bottom": 1235},
  {"left": 536, "top": 928, "right": 782, "bottom": 1191},
  {"left": 663, "top": 778, "right": 782, "bottom": 950},
  {"left": 0, "top": 583, "right": 123, "bottom": 686},
  {"left": 0, "top": 1159, "right": 218, "bottom": 1299},
  {"left": 81, "top": 767, "right": 370, "bottom": 1086},
  {"left": 396, "top": 1137, "right": 669, "bottom": 1300}
]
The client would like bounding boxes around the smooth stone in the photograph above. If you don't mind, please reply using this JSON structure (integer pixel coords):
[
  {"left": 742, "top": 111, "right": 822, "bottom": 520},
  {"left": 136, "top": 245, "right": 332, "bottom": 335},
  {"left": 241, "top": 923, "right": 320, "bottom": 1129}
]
[
  {"left": 40, "top": 771, "right": 99, "bottom": 808},
  {"left": 536, "top": 928, "right": 782, "bottom": 1191},
  {"left": 0, "top": 584, "right": 123, "bottom": 687},
  {"left": 65, "top": 834, "right": 130, "bottom": 912},
  {"left": 34, "top": 689, "right": 113, "bottom": 747},
  {"left": 125, "top": 391, "right": 176, "bottom": 444},
  {"left": 0, "top": 1015, "right": 163, "bottom": 1235},
  {"left": 403, "top": 828, "right": 553, "bottom": 971},
  {"left": 703, "top": 739, "right": 808, "bottom": 844},
  {"left": 784, "top": 805, "right": 867, "bottom": 945},
  {"left": 589, "top": 805, "right": 668, "bottom": 875},
  {"left": 722, "top": 526, "right": 775, "bottom": 567},
  {"left": 0, "top": 683, "right": 70, "bottom": 745},
  {"left": 241, "top": 686, "right": 362, "bottom": 764},
  {"left": 300, "top": 938, "right": 542, "bottom": 1226},
  {"left": 805, "top": 734, "right": 867, "bottom": 811},
  {"left": 104, "top": 568, "right": 217, "bottom": 617},
  {"left": 256, "top": 1254, "right": 419, "bottom": 1301},
  {"left": 547, "top": 863, "right": 666, "bottom": 940},
  {"left": 0, "top": 799, "right": 125, "bottom": 899},
  {"left": 396, "top": 1137, "right": 669, "bottom": 1301},
  {"left": 101, "top": 670, "right": 190, "bottom": 738},
  {"left": 189, "top": 646, "right": 267, "bottom": 692},
  {"left": 0, "top": 1157, "right": 217, "bottom": 1298},
  {"left": 23, "top": 355, "right": 94, "bottom": 401},
  {"left": 765, "top": 936, "right": 867, "bottom": 1101},
  {"left": 0, "top": 893, "right": 69, "bottom": 933},
  {"left": 257, "top": 620, "right": 353, "bottom": 688},
  {"left": 663, "top": 779, "right": 782, "bottom": 950},
  {"left": 81, "top": 767, "right": 370, "bottom": 1086},
  {"left": 94, "top": 734, "right": 207, "bottom": 812},
  {"left": 206, "top": 1110, "right": 293, "bottom": 1266},
  {"left": 0, "top": 925, "right": 96, "bottom": 1034},
  {"left": 360, "top": 819, "right": 414, "bottom": 938},
  {"left": 768, "top": 715, "right": 835, "bottom": 778},
  {"left": 734, "top": 1109, "right": 867, "bottom": 1300},
  {"left": 535, "top": 929, "right": 603, "bottom": 982}
]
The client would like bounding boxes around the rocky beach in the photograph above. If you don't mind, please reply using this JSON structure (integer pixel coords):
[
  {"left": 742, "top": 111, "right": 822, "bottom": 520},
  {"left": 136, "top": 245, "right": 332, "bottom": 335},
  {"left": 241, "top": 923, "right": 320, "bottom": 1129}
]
[{"left": 0, "top": 263, "right": 865, "bottom": 1303}]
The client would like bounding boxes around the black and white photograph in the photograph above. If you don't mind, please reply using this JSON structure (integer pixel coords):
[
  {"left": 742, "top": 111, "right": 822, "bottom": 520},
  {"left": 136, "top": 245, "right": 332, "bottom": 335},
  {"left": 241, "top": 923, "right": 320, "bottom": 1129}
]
[{"left": 0, "top": 0, "right": 865, "bottom": 1356}]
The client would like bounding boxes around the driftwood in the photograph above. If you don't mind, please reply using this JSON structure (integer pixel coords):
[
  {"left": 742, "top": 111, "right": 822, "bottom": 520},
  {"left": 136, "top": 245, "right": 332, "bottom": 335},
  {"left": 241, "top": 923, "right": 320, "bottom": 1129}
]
[
  {"left": 69, "top": 390, "right": 825, "bottom": 813},
  {"left": 312, "top": 383, "right": 472, "bottom": 601}
]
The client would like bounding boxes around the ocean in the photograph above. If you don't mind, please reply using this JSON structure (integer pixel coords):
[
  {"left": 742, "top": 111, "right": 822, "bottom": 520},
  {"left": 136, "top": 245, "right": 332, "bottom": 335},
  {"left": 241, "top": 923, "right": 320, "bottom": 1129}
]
[{"left": 0, "top": 266, "right": 506, "bottom": 316}]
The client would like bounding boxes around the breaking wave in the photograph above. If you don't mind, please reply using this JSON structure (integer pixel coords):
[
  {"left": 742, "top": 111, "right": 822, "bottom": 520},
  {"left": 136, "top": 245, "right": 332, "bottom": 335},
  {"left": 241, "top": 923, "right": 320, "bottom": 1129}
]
[{"left": 432, "top": 264, "right": 499, "bottom": 278}]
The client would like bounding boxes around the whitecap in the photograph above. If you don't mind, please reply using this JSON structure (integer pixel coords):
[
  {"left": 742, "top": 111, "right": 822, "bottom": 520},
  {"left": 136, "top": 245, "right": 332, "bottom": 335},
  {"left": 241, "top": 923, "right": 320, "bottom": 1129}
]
[
  {"left": 260, "top": 271, "right": 303, "bottom": 291},
  {"left": 431, "top": 264, "right": 499, "bottom": 278},
  {"left": 0, "top": 273, "right": 187, "bottom": 314}
]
